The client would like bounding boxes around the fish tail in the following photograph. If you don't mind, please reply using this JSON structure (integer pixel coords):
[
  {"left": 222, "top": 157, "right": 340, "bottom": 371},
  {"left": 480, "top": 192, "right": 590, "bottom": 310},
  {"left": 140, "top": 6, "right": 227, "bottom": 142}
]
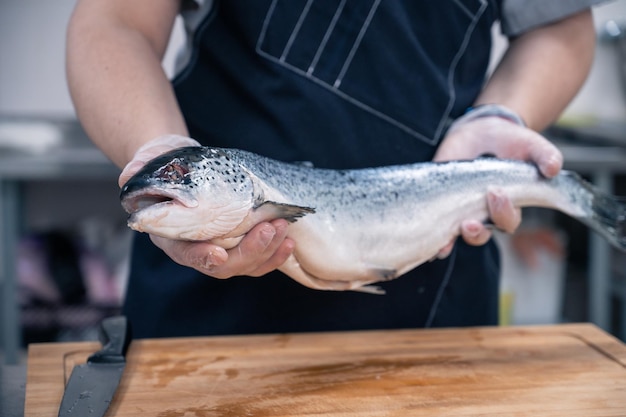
[
  {"left": 572, "top": 173, "right": 626, "bottom": 251},
  {"left": 587, "top": 191, "right": 626, "bottom": 251}
]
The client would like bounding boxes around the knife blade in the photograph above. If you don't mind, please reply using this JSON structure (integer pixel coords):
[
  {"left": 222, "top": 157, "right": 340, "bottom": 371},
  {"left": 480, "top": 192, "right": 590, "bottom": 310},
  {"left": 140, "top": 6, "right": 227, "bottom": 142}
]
[{"left": 58, "top": 315, "right": 132, "bottom": 417}]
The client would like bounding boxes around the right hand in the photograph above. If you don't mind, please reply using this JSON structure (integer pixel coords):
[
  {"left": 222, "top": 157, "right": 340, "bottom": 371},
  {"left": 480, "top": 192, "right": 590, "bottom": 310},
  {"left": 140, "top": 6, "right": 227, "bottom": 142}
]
[
  {"left": 119, "top": 135, "right": 295, "bottom": 279},
  {"left": 150, "top": 219, "right": 295, "bottom": 278}
]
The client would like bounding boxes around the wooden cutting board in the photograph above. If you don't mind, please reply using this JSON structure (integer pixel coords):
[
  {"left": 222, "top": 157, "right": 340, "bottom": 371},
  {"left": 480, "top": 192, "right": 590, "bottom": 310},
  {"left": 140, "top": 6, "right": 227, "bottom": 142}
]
[{"left": 25, "top": 323, "right": 626, "bottom": 416}]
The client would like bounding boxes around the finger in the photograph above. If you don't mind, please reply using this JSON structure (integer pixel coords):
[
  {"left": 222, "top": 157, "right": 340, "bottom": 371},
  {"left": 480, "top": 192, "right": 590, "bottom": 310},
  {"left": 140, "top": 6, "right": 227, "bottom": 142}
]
[
  {"left": 525, "top": 133, "right": 563, "bottom": 178},
  {"left": 150, "top": 235, "right": 229, "bottom": 271},
  {"left": 460, "top": 219, "right": 492, "bottom": 246},
  {"left": 487, "top": 188, "right": 521, "bottom": 234},
  {"left": 437, "top": 117, "right": 563, "bottom": 178},
  {"left": 150, "top": 220, "right": 293, "bottom": 279},
  {"left": 485, "top": 126, "right": 562, "bottom": 177},
  {"left": 245, "top": 237, "right": 296, "bottom": 277},
  {"left": 208, "top": 219, "right": 292, "bottom": 278}
]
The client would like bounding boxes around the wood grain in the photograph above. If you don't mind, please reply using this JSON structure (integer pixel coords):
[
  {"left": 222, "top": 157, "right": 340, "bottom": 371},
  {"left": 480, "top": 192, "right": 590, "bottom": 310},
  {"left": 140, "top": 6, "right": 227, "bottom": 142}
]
[{"left": 25, "top": 323, "right": 626, "bottom": 416}]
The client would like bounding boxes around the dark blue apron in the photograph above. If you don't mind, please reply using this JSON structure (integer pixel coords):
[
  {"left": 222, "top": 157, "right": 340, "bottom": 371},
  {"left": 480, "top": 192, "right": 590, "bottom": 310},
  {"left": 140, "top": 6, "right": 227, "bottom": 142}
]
[{"left": 124, "top": 0, "right": 502, "bottom": 338}]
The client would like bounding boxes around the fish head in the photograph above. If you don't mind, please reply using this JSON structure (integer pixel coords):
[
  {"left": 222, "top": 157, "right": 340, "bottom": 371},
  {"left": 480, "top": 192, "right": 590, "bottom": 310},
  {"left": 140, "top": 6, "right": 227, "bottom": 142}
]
[{"left": 120, "top": 146, "right": 255, "bottom": 241}]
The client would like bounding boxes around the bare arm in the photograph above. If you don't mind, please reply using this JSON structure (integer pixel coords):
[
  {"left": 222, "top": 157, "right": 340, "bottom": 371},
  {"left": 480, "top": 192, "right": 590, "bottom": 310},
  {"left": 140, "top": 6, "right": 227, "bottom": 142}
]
[
  {"left": 476, "top": 10, "right": 596, "bottom": 131},
  {"left": 66, "top": 0, "right": 187, "bottom": 168}
]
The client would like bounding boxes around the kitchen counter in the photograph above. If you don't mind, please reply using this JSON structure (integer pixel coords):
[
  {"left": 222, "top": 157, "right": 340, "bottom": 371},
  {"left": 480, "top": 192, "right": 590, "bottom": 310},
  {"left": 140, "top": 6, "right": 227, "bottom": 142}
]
[{"left": 23, "top": 323, "right": 626, "bottom": 416}]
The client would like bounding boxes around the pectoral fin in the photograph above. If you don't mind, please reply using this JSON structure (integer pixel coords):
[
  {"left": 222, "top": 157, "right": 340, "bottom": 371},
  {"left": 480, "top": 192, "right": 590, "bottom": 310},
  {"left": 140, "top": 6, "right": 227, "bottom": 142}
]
[{"left": 254, "top": 201, "right": 315, "bottom": 223}]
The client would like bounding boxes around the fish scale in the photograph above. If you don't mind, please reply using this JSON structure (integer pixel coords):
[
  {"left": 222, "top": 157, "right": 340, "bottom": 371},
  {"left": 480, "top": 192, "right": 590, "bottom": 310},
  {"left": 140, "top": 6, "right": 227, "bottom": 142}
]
[{"left": 121, "top": 146, "right": 626, "bottom": 293}]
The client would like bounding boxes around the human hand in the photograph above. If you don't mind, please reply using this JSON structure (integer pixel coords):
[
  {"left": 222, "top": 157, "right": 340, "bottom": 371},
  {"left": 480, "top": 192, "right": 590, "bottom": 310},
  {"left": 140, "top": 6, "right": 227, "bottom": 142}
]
[
  {"left": 119, "top": 135, "right": 295, "bottom": 279},
  {"left": 432, "top": 109, "right": 563, "bottom": 257},
  {"left": 150, "top": 219, "right": 295, "bottom": 278}
]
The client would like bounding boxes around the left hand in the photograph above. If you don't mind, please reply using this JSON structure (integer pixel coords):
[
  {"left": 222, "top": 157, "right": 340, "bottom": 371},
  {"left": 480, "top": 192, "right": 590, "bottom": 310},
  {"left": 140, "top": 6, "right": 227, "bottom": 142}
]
[{"left": 432, "top": 115, "right": 563, "bottom": 257}]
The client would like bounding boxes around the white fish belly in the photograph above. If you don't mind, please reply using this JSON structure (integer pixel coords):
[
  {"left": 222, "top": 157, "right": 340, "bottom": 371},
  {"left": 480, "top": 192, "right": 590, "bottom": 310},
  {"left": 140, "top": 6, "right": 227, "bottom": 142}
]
[
  {"left": 283, "top": 198, "right": 466, "bottom": 284},
  {"left": 285, "top": 174, "right": 580, "bottom": 284}
]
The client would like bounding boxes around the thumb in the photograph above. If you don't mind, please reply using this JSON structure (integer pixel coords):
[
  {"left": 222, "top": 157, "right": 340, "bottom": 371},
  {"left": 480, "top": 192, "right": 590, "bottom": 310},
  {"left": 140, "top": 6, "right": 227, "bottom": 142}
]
[{"left": 527, "top": 137, "right": 563, "bottom": 178}]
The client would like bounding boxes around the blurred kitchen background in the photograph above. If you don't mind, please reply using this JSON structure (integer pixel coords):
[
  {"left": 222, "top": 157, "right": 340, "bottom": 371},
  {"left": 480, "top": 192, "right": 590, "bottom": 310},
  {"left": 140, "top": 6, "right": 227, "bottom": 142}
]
[{"left": 1, "top": 1, "right": 626, "bottom": 366}]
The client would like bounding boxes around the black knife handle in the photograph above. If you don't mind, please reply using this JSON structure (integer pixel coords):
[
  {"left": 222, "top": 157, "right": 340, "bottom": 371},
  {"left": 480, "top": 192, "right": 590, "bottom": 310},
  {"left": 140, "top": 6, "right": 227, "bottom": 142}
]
[{"left": 88, "top": 316, "right": 132, "bottom": 364}]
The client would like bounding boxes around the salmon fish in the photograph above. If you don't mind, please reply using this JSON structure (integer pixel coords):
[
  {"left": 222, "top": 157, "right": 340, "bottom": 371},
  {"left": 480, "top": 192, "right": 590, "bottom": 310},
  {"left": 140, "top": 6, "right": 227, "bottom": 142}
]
[{"left": 120, "top": 146, "right": 626, "bottom": 294}]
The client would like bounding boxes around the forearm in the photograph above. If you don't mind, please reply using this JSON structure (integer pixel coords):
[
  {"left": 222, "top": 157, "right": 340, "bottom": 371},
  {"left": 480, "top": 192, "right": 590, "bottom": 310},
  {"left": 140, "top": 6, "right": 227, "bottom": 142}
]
[
  {"left": 66, "top": 0, "right": 187, "bottom": 168},
  {"left": 476, "top": 10, "right": 596, "bottom": 131}
]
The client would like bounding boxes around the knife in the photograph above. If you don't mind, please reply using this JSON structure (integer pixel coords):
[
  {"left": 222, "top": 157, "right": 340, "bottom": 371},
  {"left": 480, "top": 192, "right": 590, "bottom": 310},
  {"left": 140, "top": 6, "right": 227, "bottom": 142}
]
[{"left": 58, "top": 315, "right": 132, "bottom": 417}]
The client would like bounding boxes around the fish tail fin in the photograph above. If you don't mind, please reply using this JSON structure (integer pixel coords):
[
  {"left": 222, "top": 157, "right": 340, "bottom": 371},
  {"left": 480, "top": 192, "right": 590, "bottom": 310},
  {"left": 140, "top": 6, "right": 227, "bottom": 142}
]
[
  {"left": 557, "top": 171, "right": 626, "bottom": 251},
  {"left": 582, "top": 185, "right": 626, "bottom": 251}
]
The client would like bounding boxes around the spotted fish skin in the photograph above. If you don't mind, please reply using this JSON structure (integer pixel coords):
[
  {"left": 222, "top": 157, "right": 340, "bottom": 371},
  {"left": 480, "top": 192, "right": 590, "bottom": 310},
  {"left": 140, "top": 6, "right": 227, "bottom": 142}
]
[{"left": 120, "top": 146, "right": 626, "bottom": 293}]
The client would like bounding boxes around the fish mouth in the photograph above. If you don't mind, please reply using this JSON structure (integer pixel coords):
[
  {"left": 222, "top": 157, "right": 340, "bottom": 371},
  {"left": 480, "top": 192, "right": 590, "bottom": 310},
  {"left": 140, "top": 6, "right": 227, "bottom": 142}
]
[{"left": 121, "top": 188, "right": 198, "bottom": 215}]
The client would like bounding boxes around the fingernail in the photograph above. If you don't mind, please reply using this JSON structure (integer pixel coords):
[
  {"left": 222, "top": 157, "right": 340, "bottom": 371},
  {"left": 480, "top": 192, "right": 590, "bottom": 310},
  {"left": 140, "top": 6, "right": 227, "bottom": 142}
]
[{"left": 542, "top": 154, "right": 562, "bottom": 177}]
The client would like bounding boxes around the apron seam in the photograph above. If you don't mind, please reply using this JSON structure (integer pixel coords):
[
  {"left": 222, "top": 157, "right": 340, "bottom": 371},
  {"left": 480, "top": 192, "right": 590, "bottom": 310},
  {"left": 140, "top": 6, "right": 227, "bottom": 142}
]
[
  {"left": 433, "top": 0, "right": 489, "bottom": 140},
  {"left": 424, "top": 246, "right": 458, "bottom": 328}
]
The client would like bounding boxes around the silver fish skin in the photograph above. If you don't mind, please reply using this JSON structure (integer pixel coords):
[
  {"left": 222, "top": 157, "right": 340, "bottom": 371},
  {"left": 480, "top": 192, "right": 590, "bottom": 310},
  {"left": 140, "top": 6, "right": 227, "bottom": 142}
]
[{"left": 120, "top": 146, "right": 626, "bottom": 294}]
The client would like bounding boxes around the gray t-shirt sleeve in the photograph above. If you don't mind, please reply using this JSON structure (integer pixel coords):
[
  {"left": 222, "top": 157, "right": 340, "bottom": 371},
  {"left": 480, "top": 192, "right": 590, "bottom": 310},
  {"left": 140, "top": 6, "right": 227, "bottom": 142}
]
[{"left": 500, "top": 0, "right": 610, "bottom": 36}]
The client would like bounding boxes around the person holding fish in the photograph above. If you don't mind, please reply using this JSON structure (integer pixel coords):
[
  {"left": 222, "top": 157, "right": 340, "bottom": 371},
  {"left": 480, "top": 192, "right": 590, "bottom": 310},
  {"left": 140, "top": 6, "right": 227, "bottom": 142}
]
[{"left": 66, "top": 1, "right": 603, "bottom": 338}]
